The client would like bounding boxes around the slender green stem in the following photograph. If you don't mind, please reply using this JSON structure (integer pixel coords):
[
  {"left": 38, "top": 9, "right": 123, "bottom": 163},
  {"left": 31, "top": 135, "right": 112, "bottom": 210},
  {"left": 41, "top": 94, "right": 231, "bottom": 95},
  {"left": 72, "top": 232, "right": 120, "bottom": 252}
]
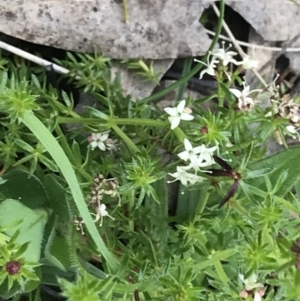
[
  {"left": 139, "top": 0, "right": 225, "bottom": 104},
  {"left": 114, "top": 118, "right": 166, "bottom": 127},
  {"left": 177, "top": 57, "right": 193, "bottom": 101},
  {"left": 128, "top": 190, "right": 135, "bottom": 231},
  {"left": 57, "top": 117, "right": 105, "bottom": 124},
  {"left": 173, "top": 127, "right": 187, "bottom": 142},
  {"left": 33, "top": 286, "right": 41, "bottom": 301},
  {"left": 110, "top": 123, "right": 140, "bottom": 153},
  {"left": 57, "top": 117, "right": 167, "bottom": 127}
]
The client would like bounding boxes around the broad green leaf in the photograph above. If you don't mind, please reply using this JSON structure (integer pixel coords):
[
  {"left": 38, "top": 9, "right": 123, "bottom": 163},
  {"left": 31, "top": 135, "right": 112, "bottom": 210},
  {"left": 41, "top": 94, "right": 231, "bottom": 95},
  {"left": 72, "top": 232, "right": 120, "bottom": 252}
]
[
  {"left": 22, "top": 111, "right": 118, "bottom": 270},
  {"left": 0, "top": 199, "right": 47, "bottom": 262},
  {"left": 45, "top": 226, "right": 71, "bottom": 271},
  {"left": 248, "top": 146, "right": 300, "bottom": 196},
  {"left": 0, "top": 169, "right": 49, "bottom": 209},
  {"left": 43, "top": 174, "right": 70, "bottom": 221},
  {"left": 177, "top": 185, "right": 209, "bottom": 217}
]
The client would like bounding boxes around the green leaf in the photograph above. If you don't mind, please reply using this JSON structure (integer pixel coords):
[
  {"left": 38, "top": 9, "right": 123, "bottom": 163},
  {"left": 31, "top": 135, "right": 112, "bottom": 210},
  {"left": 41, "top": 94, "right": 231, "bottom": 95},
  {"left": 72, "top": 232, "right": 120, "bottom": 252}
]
[
  {"left": 194, "top": 249, "right": 236, "bottom": 272},
  {"left": 45, "top": 216, "right": 71, "bottom": 271},
  {"left": 43, "top": 174, "right": 70, "bottom": 221},
  {"left": 0, "top": 199, "right": 47, "bottom": 262},
  {"left": 22, "top": 111, "right": 118, "bottom": 270},
  {"left": 15, "top": 139, "right": 34, "bottom": 152},
  {"left": 71, "top": 140, "right": 82, "bottom": 166},
  {"left": 214, "top": 261, "right": 229, "bottom": 284},
  {"left": 240, "top": 142, "right": 254, "bottom": 171},
  {"left": 245, "top": 167, "right": 274, "bottom": 179},
  {"left": 240, "top": 181, "right": 266, "bottom": 198},
  {"left": 220, "top": 82, "right": 235, "bottom": 102},
  {"left": 273, "top": 196, "right": 300, "bottom": 215},
  {"left": 248, "top": 146, "right": 300, "bottom": 196},
  {"left": 87, "top": 107, "right": 109, "bottom": 120},
  {"left": 31, "top": 74, "right": 41, "bottom": 89},
  {"left": 0, "top": 169, "right": 49, "bottom": 209},
  {"left": 14, "top": 242, "right": 30, "bottom": 258},
  {"left": 39, "top": 155, "right": 59, "bottom": 172}
]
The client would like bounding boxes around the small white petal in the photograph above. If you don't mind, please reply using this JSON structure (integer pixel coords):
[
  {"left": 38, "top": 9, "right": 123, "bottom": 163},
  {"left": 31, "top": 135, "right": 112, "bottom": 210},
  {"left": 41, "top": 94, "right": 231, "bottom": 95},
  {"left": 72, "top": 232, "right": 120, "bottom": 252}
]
[
  {"left": 230, "top": 89, "right": 242, "bottom": 98},
  {"left": 254, "top": 292, "right": 262, "bottom": 301},
  {"left": 98, "top": 142, "right": 107, "bottom": 151},
  {"left": 184, "top": 107, "right": 192, "bottom": 115},
  {"left": 239, "top": 274, "right": 245, "bottom": 283},
  {"left": 180, "top": 113, "right": 194, "bottom": 121},
  {"left": 90, "top": 141, "right": 99, "bottom": 150},
  {"left": 286, "top": 125, "right": 297, "bottom": 134},
  {"left": 183, "top": 139, "right": 193, "bottom": 151},
  {"left": 178, "top": 150, "right": 190, "bottom": 161},
  {"left": 265, "top": 111, "right": 273, "bottom": 117},
  {"left": 177, "top": 100, "right": 186, "bottom": 112},
  {"left": 171, "top": 116, "right": 181, "bottom": 130},
  {"left": 199, "top": 69, "right": 207, "bottom": 79},
  {"left": 192, "top": 145, "right": 204, "bottom": 154},
  {"left": 164, "top": 107, "right": 177, "bottom": 116},
  {"left": 101, "top": 133, "right": 109, "bottom": 141}
]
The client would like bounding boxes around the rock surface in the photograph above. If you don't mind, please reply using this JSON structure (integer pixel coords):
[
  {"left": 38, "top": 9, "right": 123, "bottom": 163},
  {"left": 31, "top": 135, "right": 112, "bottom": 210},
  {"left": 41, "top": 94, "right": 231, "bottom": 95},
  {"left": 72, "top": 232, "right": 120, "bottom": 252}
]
[
  {"left": 0, "top": 0, "right": 212, "bottom": 59},
  {"left": 226, "top": 0, "right": 300, "bottom": 42},
  {"left": 111, "top": 59, "right": 174, "bottom": 101}
]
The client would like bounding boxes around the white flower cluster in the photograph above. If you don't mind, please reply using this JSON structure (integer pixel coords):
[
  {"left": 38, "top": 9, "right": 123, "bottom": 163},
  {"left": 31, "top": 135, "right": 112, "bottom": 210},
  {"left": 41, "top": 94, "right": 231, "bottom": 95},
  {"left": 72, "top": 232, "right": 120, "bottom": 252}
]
[
  {"left": 195, "top": 42, "right": 259, "bottom": 79},
  {"left": 164, "top": 99, "right": 194, "bottom": 130},
  {"left": 168, "top": 138, "right": 218, "bottom": 186},
  {"left": 239, "top": 273, "right": 265, "bottom": 301},
  {"left": 230, "top": 83, "right": 261, "bottom": 112},
  {"left": 88, "top": 131, "right": 117, "bottom": 151}
]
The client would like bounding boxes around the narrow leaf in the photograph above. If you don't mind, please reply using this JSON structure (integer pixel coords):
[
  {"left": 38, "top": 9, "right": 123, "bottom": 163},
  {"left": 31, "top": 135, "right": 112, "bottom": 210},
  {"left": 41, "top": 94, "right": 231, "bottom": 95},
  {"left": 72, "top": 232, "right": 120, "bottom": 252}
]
[{"left": 22, "top": 111, "right": 118, "bottom": 270}]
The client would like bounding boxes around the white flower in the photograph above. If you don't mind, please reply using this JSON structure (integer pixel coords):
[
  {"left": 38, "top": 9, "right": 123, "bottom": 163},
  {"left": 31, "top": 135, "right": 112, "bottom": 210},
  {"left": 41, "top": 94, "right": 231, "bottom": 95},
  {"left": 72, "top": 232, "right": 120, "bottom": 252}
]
[
  {"left": 89, "top": 132, "right": 110, "bottom": 151},
  {"left": 74, "top": 216, "right": 85, "bottom": 235},
  {"left": 91, "top": 201, "right": 115, "bottom": 226},
  {"left": 164, "top": 99, "right": 194, "bottom": 130},
  {"left": 239, "top": 273, "right": 264, "bottom": 291},
  {"left": 254, "top": 292, "right": 262, "bottom": 301},
  {"left": 286, "top": 125, "right": 297, "bottom": 135},
  {"left": 230, "top": 83, "right": 260, "bottom": 111},
  {"left": 105, "top": 138, "right": 118, "bottom": 151},
  {"left": 196, "top": 144, "right": 218, "bottom": 165},
  {"left": 177, "top": 139, "right": 203, "bottom": 164},
  {"left": 187, "top": 157, "right": 213, "bottom": 172},
  {"left": 286, "top": 125, "right": 300, "bottom": 141},
  {"left": 291, "top": 115, "right": 300, "bottom": 123},
  {"left": 241, "top": 55, "right": 259, "bottom": 70},
  {"left": 168, "top": 166, "right": 204, "bottom": 186},
  {"left": 195, "top": 52, "right": 219, "bottom": 79},
  {"left": 239, "top": 274, "right": 265, "bottom": 301},
  {"left": 264, "top": 111, "right": 273, "bottom": 117},
  {"left": 212, "top": 42, "right": 241, "bottom": 66}
]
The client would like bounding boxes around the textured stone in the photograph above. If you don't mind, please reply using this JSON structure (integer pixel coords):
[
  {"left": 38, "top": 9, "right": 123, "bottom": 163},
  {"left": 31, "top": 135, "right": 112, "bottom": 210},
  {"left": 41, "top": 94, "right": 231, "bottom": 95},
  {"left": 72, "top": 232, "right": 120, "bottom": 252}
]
[
  {"left": 0, "top": 0, "right": 212, "bottom": 59},
  {"left": 111, "top": 59, "right": 174, "bottom": 101},
  {"left": 226, "top": 0, "right": 300, "bottom": 42}
]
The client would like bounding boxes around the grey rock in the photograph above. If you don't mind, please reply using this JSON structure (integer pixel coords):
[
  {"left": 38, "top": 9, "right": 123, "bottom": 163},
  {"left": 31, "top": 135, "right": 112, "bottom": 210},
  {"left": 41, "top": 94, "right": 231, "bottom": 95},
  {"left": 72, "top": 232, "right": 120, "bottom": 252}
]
[
  {"left": 0, "top": 0, "right": 211, "bottom": 59},
  {"left": 226, "top": 0, "right": 300, "bottom": 42},
  {"left": 111, "top": 59, "right": 174, "bottom": 101}
]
